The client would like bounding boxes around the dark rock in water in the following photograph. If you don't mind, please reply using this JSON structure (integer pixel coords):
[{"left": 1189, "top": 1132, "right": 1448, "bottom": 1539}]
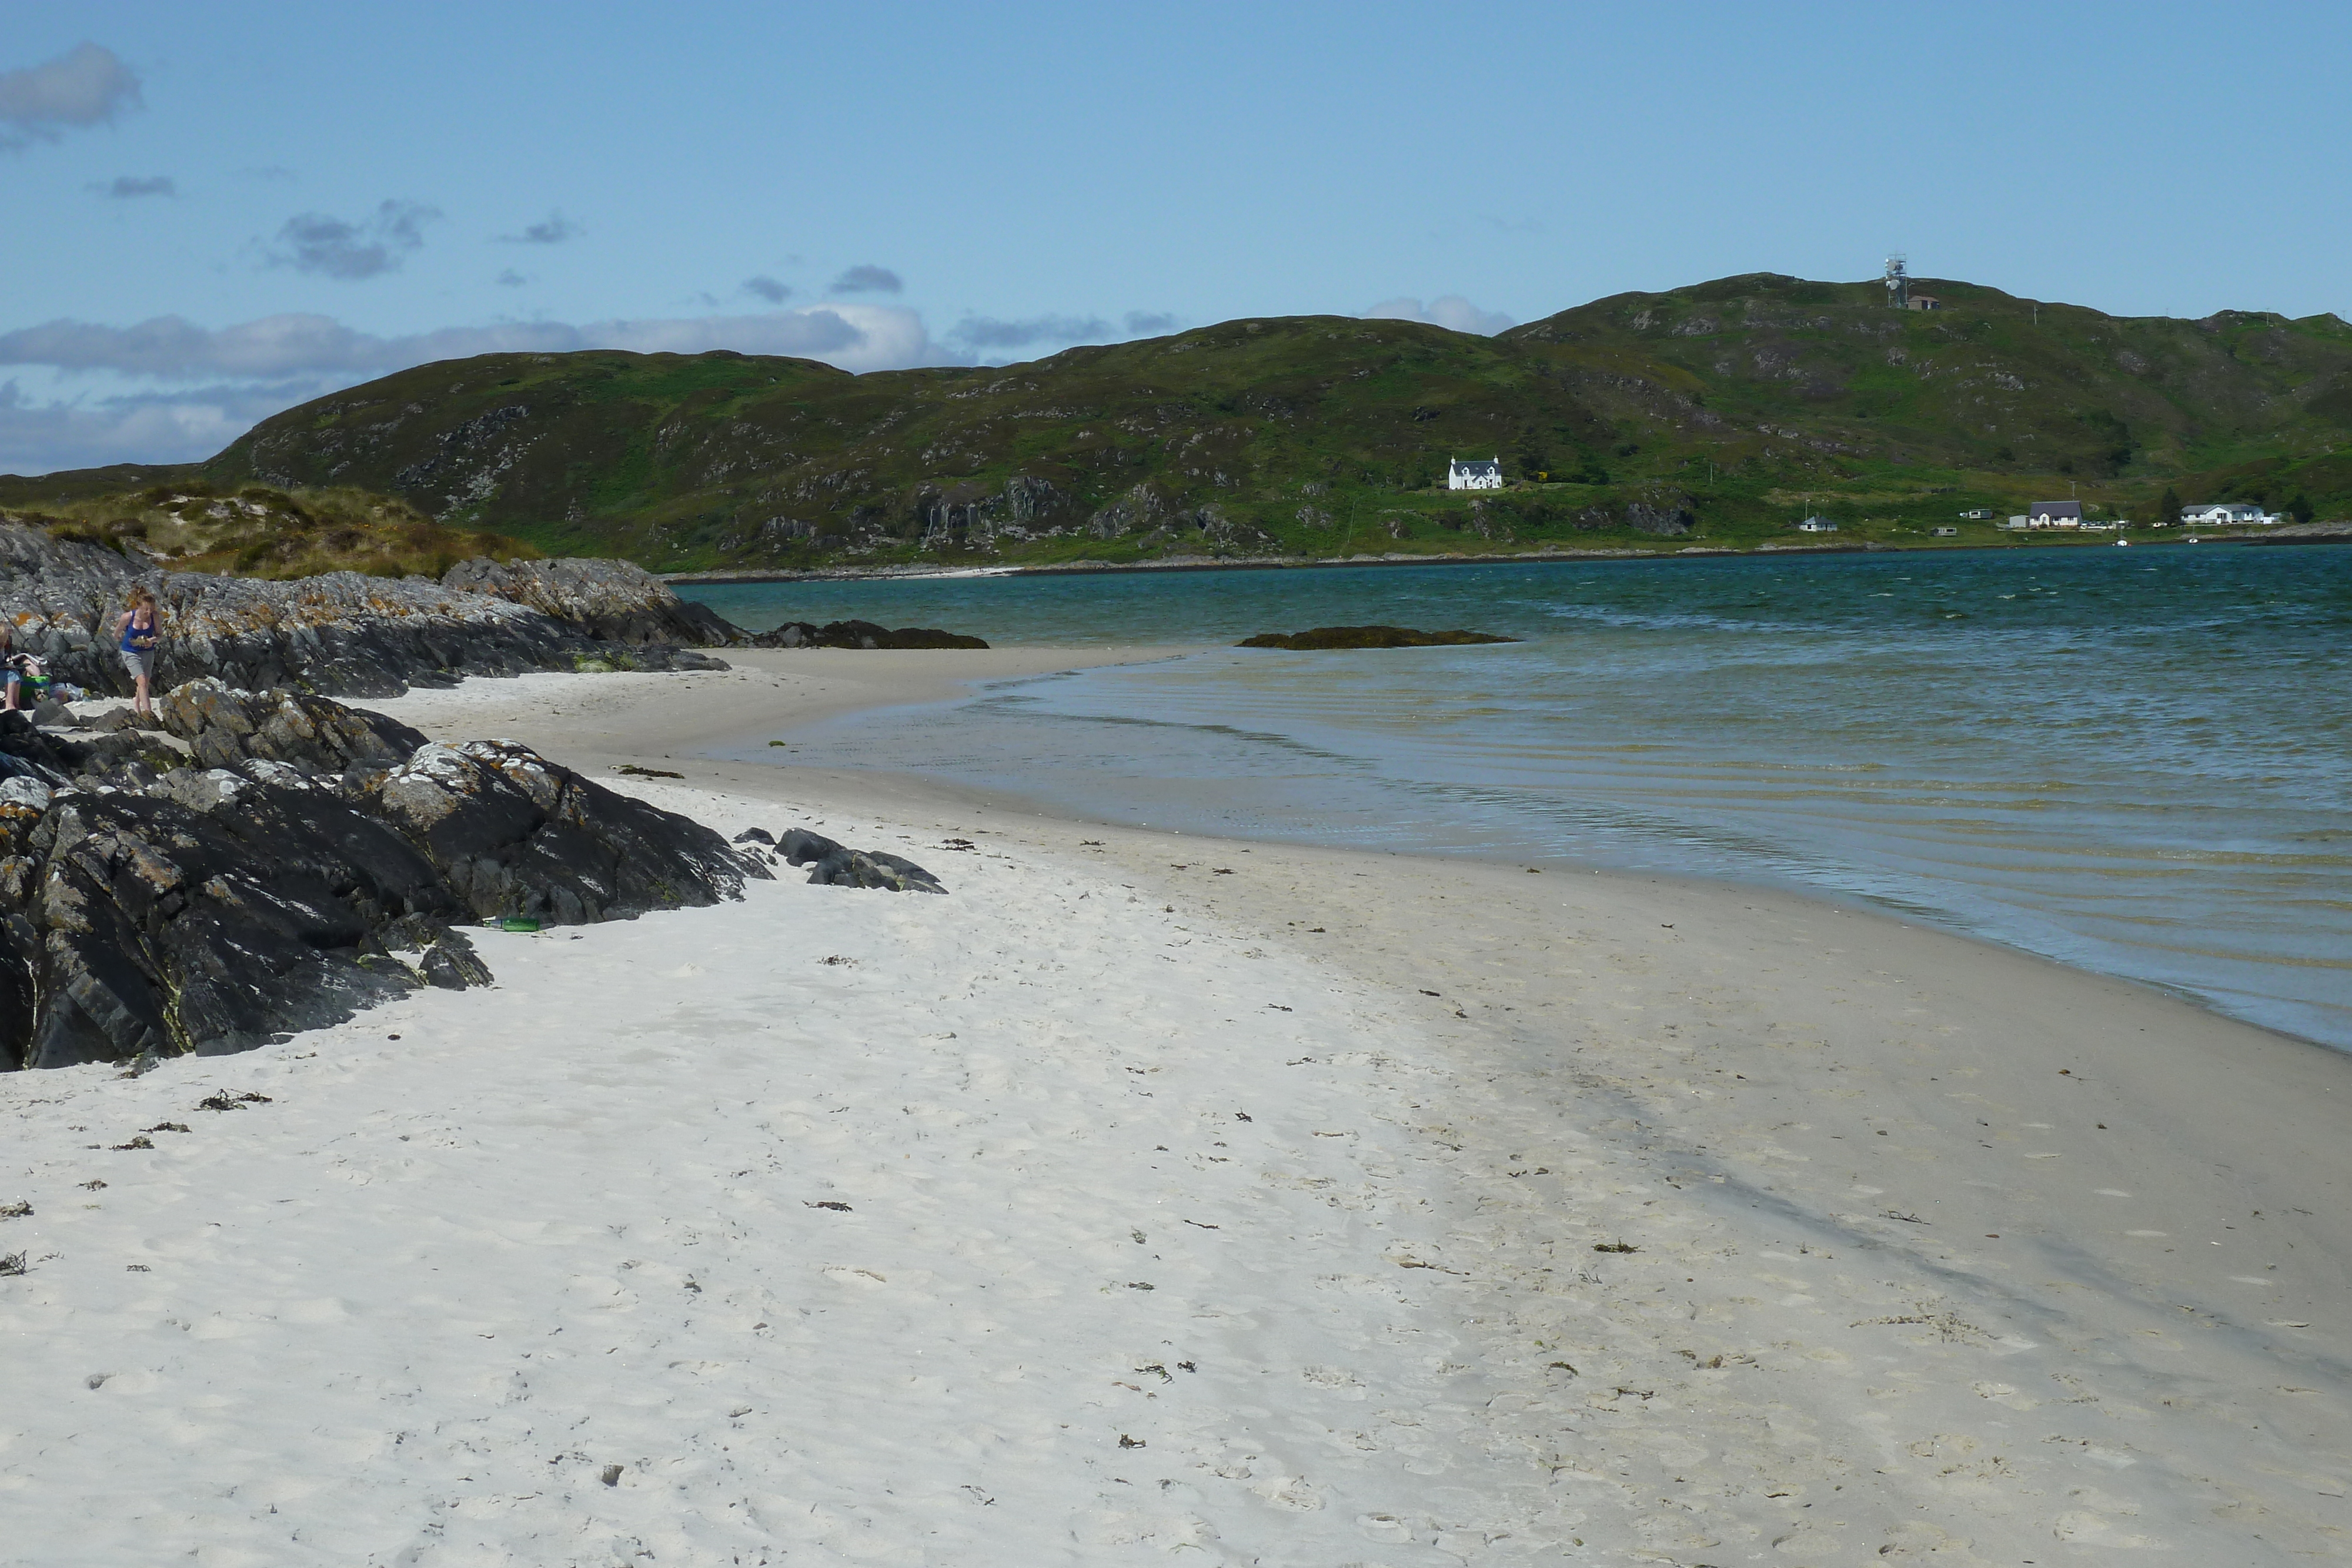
[
  {"left": 1237, "top": 625, "right": 1518, "bottom": 650},
  {"left": 0, "top": 523, "right": 733, "bottom": 703},
  {"left": 776, "top": 828, "right": 947, "bottom": 893},
  {"left": 0, "top": 683, "right": 770, "bottom": 1071},
  {"left": 750, "top": 619, "right": 988, "bottom": 650},
  {"left": 442, "top": 556, "right": 743, "bottom": 648}
]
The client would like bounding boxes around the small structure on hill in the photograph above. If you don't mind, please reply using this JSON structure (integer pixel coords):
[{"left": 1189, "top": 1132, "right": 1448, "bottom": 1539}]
[
  {"left": 1796, "top": 516, "right": 1838, "bottom": 533},
  {"left": 1448, "top": 457, "right": 1503, "bottom": 492},
  {"left": 2027, "top": 501, "right": 2084, "bottom": 529}
]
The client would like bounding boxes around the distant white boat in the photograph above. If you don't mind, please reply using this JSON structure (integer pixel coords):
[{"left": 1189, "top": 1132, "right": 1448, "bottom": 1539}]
[{"left": 2114, "top": 538, "right": 2130, "bottom": 547}]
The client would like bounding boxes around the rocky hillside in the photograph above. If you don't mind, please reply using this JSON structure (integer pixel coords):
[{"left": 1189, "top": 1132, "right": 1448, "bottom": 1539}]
[{"left": 8, "top": 274, "right": 2350, "bottom": 569}]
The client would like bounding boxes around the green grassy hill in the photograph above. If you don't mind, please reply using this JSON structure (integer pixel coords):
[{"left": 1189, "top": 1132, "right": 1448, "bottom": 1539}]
[{"left": 7, "top": 273, "right": 2348, "bottom": 571}]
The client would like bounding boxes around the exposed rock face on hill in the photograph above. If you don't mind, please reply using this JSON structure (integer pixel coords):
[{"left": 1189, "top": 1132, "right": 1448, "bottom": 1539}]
[
  {"left": 0, "top": 680, "right": 766, "bottom": 1071},
  {"left": 442, "top": 556, "right": 743, "bottom": 647},
  {"left": 0, "top": 526, "right": 731, "bottom": 702}
]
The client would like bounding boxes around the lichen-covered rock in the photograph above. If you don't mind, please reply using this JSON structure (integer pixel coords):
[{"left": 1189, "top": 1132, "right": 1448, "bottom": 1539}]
[
  {"left": 0, "top": 524, "right": 736, "bottom": 702},
  {"left": 155, "top": 679, "right": 426, "bottom": 775},
  {"left": 442, "top": 556, "right": 743, "bottom": 648}
]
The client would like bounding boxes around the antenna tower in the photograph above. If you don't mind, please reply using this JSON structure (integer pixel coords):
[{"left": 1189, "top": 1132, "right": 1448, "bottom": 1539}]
[{"left": 1883, "top": 254, "right": 1909, "bottom": 310}]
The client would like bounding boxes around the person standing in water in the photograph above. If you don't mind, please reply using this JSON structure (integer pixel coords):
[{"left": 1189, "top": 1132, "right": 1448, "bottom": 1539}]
[{"left": 115, "top": 589, "right": 162, "bottom": 718}]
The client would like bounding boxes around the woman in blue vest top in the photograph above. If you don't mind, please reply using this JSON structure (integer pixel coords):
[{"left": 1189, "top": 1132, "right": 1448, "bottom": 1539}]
[{"left": 115, "top": 589, "right": 162, "bottom": 718}]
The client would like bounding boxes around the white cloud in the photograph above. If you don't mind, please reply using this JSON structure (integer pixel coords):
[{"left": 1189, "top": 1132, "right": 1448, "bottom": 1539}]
[
  {"left": 0, "top": 303, "right": 948, "bottom": 472},
  {"left": 0, "top": 379, "right": 316, "bottom": 476},
  {"left": 0, "top": 42, "right": 141, "bottom": 151},
  {"left": 1361, "top": 295, "right": 1515, "bottom": 335},
  {"left": 0, "top": 305, "right": 939, "bottom": 380}
]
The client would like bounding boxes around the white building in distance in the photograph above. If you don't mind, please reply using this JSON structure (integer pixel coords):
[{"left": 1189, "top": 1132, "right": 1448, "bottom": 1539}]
[
  {"left": 1796, "top": 516, "right": 1838, "bottom": 533},
  {"left": 1448, "top": 457, "right": 1503, "bottom": 491},
  {"left": 2180, "top": 502, "right": 2283, "bottom": 526}
]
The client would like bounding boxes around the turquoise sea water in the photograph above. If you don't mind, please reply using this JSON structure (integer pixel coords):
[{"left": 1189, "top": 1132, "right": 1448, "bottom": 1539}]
[{"left": 682, "top": 546, "right": 2352, "bottom": 1049}]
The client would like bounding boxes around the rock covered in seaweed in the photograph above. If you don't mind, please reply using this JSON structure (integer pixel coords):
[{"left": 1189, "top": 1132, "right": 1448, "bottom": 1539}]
[
  {"left": 1236, "top": 625, "right": 1518, "bottom": 650},
  {"left": 750, "top": 619, "right": 988, "bottom": 650},
  {"left": 748, "top": 827, "right": 948, "bottom": 892}
]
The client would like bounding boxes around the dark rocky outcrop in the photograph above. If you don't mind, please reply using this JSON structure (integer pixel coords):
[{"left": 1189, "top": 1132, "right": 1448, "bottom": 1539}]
[
  {"left": 363, "top": 738, "right": 762, "bottom": 924},
  {"left": 0, "top": 683, "right": 767, "bottom": 1071},
  {"left": 1572, "top": 486, "right": 1698, "bottom": 538},
  {"left": 744, "top": 827, "right": 947, "bottom": 892},
  {"left": 750, "top": 619, "right": 988, "bottom": 650},
  {"left": 1238, "top": 625, "right": 1519, "bottom": 650},
  {"left": 0, "top": 524, "right": 731, "bottom": 704},
  {"left": 442, "top": 556, "right": 744, "bottom": 647}
]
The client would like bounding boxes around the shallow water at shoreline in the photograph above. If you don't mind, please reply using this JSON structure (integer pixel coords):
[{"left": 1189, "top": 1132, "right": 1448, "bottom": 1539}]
[{"left": 687, "top": 546, "right": 2352, "bottom": 1048}]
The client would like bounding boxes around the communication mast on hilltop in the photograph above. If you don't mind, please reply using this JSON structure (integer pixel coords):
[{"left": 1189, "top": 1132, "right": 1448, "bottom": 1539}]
[{"left": 1883, "top": 254, "right": 1910, "bottom": 310}]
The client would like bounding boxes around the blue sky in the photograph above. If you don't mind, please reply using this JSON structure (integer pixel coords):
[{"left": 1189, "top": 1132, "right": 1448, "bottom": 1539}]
[{"left": 5, "top": 1, "right": 2348, "bottom": 474}]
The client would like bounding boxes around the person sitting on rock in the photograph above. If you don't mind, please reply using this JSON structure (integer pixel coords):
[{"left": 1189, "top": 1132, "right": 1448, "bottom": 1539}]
[
  {"left": 0, "top": 623, "right": 18, "bottom": 713},
  {"left": 115, "top": 589, "right": 162, "bottom": 718}
]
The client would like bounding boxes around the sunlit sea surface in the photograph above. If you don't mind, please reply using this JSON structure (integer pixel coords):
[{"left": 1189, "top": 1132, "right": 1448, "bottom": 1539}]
[{"left": 683, "top": 546, "right": 2352, "bottom": 1049}]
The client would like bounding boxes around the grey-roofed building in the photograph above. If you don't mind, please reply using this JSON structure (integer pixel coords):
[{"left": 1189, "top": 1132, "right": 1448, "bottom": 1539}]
[{"left": 1447, "top": 457, "right": 1503, "bottom": 491}]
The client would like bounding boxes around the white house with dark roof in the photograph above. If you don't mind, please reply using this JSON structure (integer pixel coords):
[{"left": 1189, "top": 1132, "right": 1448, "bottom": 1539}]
[
  {"left": 1448, "top": 456, "right": 1503, "bottom": 491},
  {"left": 1795, "top": 516, "right": 1838, "bottom": 533},
  {"left": 2180, "top": 502, "right": 2282, "bottom": 526},
  {"left": 2027, "top": 500, "right": 2084, "bottom": 529}
]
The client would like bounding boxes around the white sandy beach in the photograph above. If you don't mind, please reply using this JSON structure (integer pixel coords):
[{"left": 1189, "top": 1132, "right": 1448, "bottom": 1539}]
[{"left": 3, "top": 650, "right": 2348, "bottom": 1565}]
